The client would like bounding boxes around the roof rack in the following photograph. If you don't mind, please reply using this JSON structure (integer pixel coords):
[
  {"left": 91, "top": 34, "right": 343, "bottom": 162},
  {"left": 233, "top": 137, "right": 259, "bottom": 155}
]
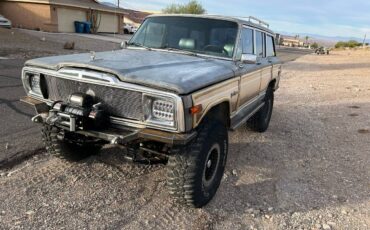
[{"left": 237, "top": 16, "right": 269, "bottom": 28}]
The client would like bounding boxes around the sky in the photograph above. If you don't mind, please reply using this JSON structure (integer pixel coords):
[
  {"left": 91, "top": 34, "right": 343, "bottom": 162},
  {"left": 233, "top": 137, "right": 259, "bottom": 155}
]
[{"left": 101, "top": 0, "right": 370, "bottom": 38}]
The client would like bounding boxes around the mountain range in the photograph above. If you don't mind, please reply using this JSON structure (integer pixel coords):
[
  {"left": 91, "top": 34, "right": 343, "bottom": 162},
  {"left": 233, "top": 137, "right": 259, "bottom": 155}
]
[{"left": 277, "top": 31, "right": 369, "bottom": 47}]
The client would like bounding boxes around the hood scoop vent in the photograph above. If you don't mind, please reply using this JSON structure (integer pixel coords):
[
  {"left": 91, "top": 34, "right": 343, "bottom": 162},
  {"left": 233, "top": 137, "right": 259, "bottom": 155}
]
[{"left": 58, "top": 68, "right": 119, "bottom": 83}]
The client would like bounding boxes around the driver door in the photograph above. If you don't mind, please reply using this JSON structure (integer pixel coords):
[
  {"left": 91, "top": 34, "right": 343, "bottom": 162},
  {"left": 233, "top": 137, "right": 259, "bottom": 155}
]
[{"left": 237, "top": 27, "right": 263, "bottom": 108}]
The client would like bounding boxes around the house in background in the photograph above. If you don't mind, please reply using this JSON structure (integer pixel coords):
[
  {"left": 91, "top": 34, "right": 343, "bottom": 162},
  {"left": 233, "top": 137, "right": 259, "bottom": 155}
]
[
  {"left": 280, "top": 35, "right": 305, "bottom": 47},
  {"left": 123, "top": 9, "right": 150, "bottom": 28},
  {"left": 0, "top": 0, "right": 129, "bottom": 33}
]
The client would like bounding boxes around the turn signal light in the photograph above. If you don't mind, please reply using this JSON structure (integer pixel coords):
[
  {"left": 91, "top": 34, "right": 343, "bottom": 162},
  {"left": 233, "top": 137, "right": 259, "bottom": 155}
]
[{"left": 190, "top": 104, "right": 202, "bottom": 114}]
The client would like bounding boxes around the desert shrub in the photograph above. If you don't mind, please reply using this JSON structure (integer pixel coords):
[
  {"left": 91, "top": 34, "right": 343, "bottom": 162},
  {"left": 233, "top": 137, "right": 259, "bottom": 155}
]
[
  {"left": 335, "top": 40, "right": 362, "bottom": 48},
  {"left": 162, "top": 0, "right": 206, "bottom": 14},
  {"left": 311, "top": 42, "right": 319, "bottom": 49}
]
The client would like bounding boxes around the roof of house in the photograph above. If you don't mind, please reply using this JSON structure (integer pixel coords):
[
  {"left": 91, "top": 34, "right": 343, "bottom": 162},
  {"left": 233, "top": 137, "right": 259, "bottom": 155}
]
[
  {"left": 124, "top": 9, "right": 151, "bottom": 24},
  {"left": 3, "top": 0, "right": 126, "bottom": 14}
]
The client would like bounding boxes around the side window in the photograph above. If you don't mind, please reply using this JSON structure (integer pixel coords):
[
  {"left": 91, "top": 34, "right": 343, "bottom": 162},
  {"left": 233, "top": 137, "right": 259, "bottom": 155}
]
[
  {"left": 241, "top": 28, "right": 254, "bottom": 54},
  {"left": 266, "top": 35, "right": 276, "bottom": 57},
  {"left": 256, "top": 31, "right": 265, "bottom": 57}
]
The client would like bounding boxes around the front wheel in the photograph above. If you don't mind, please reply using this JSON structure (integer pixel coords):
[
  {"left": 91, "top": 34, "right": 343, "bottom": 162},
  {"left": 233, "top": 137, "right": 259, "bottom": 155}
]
[
  {"left": 42, "top": 125, "right": 103, "bottom": 161},
  {"left": 167, "top": 120, "right": 228, "bottom": 208}
]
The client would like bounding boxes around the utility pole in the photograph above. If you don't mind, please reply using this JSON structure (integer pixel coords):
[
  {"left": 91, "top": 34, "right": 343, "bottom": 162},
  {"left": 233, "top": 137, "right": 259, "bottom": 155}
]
[
  {"left": 363, "top": 34, "right": 367, "bottom": 47},
  {"left": 117, "top": 0, "right": 120, "bottom": 8}
]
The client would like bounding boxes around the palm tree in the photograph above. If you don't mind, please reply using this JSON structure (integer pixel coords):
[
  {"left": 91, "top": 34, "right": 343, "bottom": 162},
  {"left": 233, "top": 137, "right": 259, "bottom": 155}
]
[{"left": 305, "top": 36, "right": 310, "bottom": 47}]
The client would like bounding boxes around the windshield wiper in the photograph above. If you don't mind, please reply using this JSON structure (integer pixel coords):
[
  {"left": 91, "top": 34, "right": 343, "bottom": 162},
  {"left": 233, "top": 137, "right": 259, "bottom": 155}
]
[
  {"left": 127, "top": 42, "right": 151, "bottom": 50},
  {"left": 159, "top": 46, "right": 199, "bottom": 57}
]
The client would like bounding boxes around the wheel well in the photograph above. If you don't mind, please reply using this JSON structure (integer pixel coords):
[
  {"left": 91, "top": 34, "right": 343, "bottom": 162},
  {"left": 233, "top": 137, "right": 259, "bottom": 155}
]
[
  {"left": 268, "top": 79, "right": 276, "bottom": 90},
  {"left": 201, "top": 102, "right": 230, "bottom": 128}
]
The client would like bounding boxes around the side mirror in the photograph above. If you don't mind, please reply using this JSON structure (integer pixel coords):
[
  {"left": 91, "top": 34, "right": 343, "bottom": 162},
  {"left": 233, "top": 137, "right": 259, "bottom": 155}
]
[
  {"left": 241, "top": 54, "right": 257, "bottom": 64},
  {"left": 120, "top": 41, "right": 128, "bottom": 49}
]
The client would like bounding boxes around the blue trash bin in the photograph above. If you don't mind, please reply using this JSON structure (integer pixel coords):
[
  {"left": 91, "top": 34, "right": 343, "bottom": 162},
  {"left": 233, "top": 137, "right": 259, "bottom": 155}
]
[
  {"left": 74, "top": 21, "right": 84, "bottom": 33},
  {"left": 83, "top": 22, "right": 92, "bottom": 33}
]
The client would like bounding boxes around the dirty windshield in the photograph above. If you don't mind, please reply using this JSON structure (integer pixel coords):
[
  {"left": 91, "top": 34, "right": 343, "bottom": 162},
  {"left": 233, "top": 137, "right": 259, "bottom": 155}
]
[{"left": 129, "top": 16, "right": 238, "bottom": 58}]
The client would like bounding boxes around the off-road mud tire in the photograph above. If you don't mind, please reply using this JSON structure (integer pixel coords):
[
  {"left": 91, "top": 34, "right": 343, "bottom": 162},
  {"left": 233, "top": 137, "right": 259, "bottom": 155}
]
[
  {"left": 247, "top": 86, "right": 274, "bottom": 132},
  {"left": 42, "top": 125, "right": 103, "bottom": 161},
  {"left": 167, "top": 119, "right": 228, "bottom": 208}
]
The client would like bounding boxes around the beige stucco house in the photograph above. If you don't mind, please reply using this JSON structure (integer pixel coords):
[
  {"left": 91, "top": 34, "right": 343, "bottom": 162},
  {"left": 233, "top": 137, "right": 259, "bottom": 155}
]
[
  {"left": 0, "top": 0, "right": 127, "bottom": 33},
  {"left": 281, "top": 35, "right": 304, "bottom": 47}
]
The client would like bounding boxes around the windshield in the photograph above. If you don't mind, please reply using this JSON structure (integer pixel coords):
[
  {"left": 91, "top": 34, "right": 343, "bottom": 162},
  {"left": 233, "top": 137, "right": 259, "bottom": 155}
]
[{"left": 129, "top": 16, "right": 239, "bottom": 58}]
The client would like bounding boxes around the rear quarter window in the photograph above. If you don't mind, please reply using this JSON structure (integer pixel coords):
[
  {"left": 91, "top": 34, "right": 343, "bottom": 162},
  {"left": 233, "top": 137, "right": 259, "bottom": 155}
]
[{"left": 266, "top": 35, "right": 276, "bottom": 57}]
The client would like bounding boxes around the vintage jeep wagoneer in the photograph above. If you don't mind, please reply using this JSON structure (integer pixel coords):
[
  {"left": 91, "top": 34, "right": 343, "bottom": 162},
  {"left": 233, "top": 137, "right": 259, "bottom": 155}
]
[{"left": 21, "top": 15, "right": 281, "bottom": 207}]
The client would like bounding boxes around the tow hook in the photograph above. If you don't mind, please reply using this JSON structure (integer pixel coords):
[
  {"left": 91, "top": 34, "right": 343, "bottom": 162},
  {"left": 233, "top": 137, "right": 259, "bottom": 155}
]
[
  {"left": 31, "top": 114, "right": 43, "bottom": 123},
  {"left": 31, "top": 114, "right": 48, "bottom": 123}
]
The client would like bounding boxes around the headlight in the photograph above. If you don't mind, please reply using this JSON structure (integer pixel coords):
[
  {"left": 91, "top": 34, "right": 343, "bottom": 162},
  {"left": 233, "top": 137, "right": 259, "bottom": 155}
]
[
  {"left": 152, "top": 99, "right": 174, "bottom": 121},
  {"left": 29, "top": 73, "right": 42, "bottom": 95},
  {"left": 144, "top": 95, "right": 176, "bottom": 128}
]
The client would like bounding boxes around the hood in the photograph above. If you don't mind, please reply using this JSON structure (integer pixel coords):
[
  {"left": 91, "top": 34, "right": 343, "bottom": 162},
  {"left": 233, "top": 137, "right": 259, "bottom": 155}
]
[{"left": 25, "top": 49, "right": 237, "bottom": 94}]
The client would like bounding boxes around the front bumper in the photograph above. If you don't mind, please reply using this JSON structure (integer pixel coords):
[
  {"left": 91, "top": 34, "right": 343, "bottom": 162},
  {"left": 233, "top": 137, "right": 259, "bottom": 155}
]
[{"left": 21, "top": 96, "right": 196, "bottom": 145}]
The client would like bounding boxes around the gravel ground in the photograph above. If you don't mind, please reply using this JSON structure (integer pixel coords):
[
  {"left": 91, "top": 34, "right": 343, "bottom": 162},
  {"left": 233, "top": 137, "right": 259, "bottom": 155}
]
[
  {"left": 0, "top": 29, "right": 369, "bottom": 229},
  {"left": 0, "top": 28, "right": 120, "bottom": 59}
]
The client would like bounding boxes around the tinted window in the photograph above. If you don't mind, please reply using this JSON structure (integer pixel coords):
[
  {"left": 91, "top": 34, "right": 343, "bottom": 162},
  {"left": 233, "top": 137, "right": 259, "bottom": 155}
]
[
  {"left": 130, "top": 17, "right": 238, "bottom": 58},
  {"left": 266, "top": 35, "right": 275, "bottom": 57},
  {"left": 241, "top": 28, "right": 254, "bottom": 54},
  {"left": 256, "top": 31, "right": 264, "bottom": 57}
]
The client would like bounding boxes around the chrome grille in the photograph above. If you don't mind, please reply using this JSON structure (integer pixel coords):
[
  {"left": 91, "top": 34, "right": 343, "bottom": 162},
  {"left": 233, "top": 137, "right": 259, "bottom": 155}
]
[{"left": 45, "top": 75, "right": 144, "bottom": 121}]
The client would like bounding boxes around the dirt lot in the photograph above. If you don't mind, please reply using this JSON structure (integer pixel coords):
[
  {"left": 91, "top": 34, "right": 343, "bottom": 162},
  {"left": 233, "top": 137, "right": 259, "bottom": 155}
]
[
  {"left": 0, "top": 28, "right": 369, "bottom": 229},
  {"left": 0, "top": 28, "right": 120, "bottom": 59}
]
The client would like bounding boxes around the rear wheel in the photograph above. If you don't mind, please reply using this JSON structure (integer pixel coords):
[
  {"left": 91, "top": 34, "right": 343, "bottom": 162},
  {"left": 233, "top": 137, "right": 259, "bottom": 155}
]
[
  {"left": 167, "top": 119, "right": 228, "bottom": 208},
  {"left": 42, "top": 125, "right": 103, "bottom": 161},
  {"left": 247, "top": 86, "right": 274, "bottom": 132}
]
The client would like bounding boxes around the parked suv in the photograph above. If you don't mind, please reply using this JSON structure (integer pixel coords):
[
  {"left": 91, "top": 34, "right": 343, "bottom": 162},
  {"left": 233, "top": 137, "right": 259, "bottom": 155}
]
[
  {"left": 316, "top": 47, "right": 329, "bottom": 55},
  {"left": 21, "top": 15, "right": 281, "bottom": 207},
  {"left": 123, "top": 23, "right": 137, "bottom": 34}
]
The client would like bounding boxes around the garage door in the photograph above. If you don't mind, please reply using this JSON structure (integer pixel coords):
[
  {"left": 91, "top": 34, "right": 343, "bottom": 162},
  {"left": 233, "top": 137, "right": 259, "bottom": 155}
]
[
  {"left": 57, "top": 8, "right": 86, "bottom": 33},
  {"left": 97, "top": 13, "right": 118, "bottom": 33}
]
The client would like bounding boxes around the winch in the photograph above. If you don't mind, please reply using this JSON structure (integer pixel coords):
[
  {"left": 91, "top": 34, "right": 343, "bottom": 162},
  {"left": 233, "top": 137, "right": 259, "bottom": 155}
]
[{"left": 45, "top": 93, "right": 107, "bottom": 131}]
